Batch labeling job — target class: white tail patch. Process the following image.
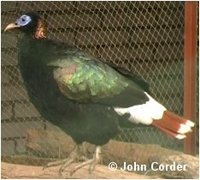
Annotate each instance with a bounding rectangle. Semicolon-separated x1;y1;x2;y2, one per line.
114;92;166;125
178;124;192;134
184;120;195;127
175;134;186;139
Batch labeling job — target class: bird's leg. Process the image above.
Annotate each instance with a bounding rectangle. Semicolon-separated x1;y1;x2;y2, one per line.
58;144;85;175
89;145;102;173
44;144;102;176
70;146;102;175
43;144;81;170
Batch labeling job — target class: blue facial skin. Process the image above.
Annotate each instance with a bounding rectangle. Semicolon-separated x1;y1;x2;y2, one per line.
16;15;32;26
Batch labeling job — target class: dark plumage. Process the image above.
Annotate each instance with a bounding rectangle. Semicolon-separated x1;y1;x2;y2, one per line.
4;12;194;174
6;12;148;145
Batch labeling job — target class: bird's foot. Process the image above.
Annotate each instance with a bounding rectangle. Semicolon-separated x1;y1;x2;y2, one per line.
43;145;101;177
43;145;87;176
69;146;101;175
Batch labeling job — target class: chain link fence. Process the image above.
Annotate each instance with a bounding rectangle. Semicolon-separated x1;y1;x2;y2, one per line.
1;1;198;164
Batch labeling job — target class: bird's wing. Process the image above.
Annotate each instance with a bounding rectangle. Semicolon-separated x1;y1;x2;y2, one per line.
47;49;149;107
109;64;150;93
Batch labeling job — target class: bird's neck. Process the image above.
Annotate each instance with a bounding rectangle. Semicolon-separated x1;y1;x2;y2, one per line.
34;19;46;39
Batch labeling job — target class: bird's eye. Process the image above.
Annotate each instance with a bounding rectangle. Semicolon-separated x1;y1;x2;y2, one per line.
16;15;32;26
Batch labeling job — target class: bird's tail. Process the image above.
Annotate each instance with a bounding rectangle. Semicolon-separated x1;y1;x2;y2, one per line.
152;111;195;139
114;93;195;139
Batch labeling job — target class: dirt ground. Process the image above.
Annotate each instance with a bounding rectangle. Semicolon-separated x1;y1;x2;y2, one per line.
1;162;157;179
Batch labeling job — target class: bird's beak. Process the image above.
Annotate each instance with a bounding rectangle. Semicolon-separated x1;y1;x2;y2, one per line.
4;23;20;32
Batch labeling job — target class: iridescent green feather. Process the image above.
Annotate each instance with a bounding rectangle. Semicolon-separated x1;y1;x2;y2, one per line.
52;56;129;102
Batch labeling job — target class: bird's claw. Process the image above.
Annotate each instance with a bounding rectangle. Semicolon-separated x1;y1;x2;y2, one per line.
89;160;98;174
42;145;101;177
68;151;101;176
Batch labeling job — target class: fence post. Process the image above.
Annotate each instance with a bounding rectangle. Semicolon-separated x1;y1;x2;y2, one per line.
184;1;197;155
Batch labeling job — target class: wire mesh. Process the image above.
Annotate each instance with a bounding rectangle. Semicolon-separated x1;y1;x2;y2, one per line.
1;1;197;165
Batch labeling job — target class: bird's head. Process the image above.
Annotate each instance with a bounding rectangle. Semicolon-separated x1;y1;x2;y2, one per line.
4;12;46;39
